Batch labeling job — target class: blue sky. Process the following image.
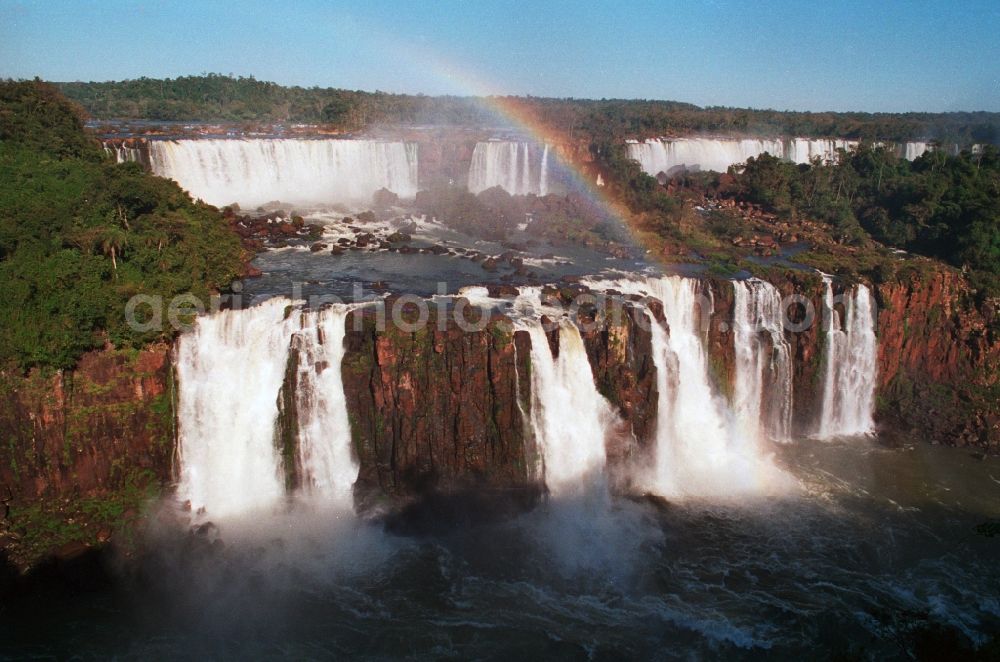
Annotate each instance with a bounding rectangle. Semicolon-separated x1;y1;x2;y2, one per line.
1;0;998;112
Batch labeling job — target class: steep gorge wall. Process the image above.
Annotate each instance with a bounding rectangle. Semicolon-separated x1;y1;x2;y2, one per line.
0;345;175;504
337;300;657;505
874;271;999;448
2;271;996;519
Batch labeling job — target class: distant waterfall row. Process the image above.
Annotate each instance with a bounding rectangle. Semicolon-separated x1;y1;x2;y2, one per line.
106;136;965;205
108;138;554;202
140;139;420;207
174;276;878;516
627;138;938;177
468;141;550;195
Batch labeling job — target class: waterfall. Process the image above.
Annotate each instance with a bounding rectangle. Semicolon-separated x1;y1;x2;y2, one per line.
104;141;142;163
468;141;550;195
783;138;857;164
146;138;418;207
902;141;932;160
176;299;358;518
815;278;878;438
732;279;793;442
643;277;781;496
176;298;299;518
584;276;789;497
291;307;359;506
627;138;786;176
514;289;615;495
626;137;951;176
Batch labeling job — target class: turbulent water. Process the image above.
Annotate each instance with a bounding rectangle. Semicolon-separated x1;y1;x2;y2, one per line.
468;141;550;195
627;138;934;176
816;277;878;438
6;440;999;659
145;138;419;207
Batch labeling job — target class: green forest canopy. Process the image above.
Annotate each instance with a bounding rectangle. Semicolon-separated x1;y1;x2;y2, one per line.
58;74;1000;145
0;80;244;370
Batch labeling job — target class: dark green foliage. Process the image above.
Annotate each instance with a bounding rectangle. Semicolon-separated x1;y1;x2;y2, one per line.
731;145;1000;292
58;74;504;129
594;141;682;227
0;79;98;159
58;75;1000;144
0;80;244;370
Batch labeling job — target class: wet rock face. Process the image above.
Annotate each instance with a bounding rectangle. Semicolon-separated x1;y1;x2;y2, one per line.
337;297;662;505
0;344;175;502
340;306;532;504
2;268;995;530
579;302;658;463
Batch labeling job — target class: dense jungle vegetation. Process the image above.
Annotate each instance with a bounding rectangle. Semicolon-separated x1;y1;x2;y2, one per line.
59;74;1000;144
0;80;244;370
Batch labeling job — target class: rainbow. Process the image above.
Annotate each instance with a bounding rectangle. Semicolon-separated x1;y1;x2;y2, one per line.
367;40;638;234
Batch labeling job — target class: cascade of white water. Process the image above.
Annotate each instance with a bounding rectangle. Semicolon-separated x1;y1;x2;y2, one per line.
513;289;615;495
732;279;793;442
176;299;360;518
582;276;790;497
784;138;857;164
468;142;550;195
626;137;859;175
521;143;531;195
644;276;778;495
902;141;932;160
627;138;786;176
146;138;418;207
628;137;940;177
291;306;358;506
816;278;878;438
176;298;300;518
105;142;143;164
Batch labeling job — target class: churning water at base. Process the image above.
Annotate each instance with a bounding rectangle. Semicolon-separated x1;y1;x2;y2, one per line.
468;141;550;195
816;278;878;438
147;138;419;207
7;440;998;659
732;278;793;442
176;299;358;518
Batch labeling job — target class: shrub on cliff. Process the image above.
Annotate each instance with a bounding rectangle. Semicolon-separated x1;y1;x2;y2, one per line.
0;80;244;370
